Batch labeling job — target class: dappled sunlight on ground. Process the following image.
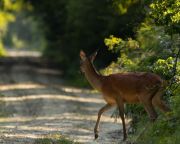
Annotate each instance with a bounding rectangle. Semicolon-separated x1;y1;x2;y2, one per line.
0;113;122;124
61;86;88;93
0;94;104;104
0;83;45;91
0;63;127;144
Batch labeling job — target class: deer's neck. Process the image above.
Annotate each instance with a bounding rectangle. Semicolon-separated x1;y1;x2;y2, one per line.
84;63;102;91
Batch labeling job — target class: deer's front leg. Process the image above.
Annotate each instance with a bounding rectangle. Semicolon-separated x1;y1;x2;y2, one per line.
94;104;112;139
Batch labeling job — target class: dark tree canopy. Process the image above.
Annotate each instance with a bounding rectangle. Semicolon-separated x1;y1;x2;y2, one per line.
26;0;147;74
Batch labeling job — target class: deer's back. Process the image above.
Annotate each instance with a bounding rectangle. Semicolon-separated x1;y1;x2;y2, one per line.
101;72;163;104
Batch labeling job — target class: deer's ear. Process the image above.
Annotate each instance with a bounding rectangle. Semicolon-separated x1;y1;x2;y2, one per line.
90;51;97;62
80;50;86;60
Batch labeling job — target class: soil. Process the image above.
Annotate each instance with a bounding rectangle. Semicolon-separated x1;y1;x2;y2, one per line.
0;51;127;144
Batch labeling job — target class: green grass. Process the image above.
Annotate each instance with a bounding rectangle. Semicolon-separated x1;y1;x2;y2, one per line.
34;136;80;144
128;93;180;144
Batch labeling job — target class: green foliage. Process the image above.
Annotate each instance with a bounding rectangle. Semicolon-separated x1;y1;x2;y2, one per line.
0;0;33;56
27;0;147;75
3;11;46;51
105;35;139;52
103;19;179;76
132;91;180;144
102;35;140;74
104;35;122;51
112;0;142;15
150;0;180;34
152;57;174;79
0;0;15;56
0;41;6;56
0;0;24;33
102;5;180;143
0;11;15;32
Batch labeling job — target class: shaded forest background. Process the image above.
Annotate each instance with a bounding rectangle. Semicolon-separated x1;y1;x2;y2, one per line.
0;0;150;75
1;0;179;77
0;0;180;143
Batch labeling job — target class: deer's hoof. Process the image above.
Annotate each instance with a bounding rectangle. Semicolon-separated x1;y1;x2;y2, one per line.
94;133;98;139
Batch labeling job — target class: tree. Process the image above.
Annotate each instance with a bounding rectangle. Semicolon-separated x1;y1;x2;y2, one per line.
150;0;180;80
0;0;33;55
26;0;147;76
150;0;180;34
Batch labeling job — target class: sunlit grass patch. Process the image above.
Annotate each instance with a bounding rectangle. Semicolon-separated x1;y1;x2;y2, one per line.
35;137;80;144
34;134;80;144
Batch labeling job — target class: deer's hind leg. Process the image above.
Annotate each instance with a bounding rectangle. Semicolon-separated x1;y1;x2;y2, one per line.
140;93;157;121
143;100;158;121
116;98;127;141
152;89;171;113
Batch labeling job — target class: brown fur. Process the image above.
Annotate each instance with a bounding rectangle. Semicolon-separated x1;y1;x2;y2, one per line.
80;50;170;141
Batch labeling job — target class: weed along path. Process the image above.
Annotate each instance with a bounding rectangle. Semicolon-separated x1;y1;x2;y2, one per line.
0;51;125;144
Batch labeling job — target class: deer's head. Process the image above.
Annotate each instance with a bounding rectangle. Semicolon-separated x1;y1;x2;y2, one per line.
79;50;97;73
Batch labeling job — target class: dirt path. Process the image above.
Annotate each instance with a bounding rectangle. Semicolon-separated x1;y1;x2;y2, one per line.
0;52;126;144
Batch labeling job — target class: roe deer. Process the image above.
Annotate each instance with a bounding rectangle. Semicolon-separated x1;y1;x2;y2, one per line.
79;50;170;141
